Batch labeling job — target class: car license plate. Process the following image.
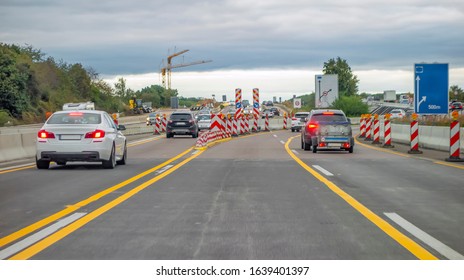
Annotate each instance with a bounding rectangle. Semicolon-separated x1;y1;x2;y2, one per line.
60;134;81;140
328;143;341;147
176;122;186;125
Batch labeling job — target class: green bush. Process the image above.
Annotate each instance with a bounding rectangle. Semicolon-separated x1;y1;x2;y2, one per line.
331;96;369;117
0;110;14;126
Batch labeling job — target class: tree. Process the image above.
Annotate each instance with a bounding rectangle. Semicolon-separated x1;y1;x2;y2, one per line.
323;57;359;97
331;95;369;117
450;85;464;101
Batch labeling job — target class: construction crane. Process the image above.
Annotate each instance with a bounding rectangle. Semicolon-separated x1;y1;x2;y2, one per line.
160;49;212;90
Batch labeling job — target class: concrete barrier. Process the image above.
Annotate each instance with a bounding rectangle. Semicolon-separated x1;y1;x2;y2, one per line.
381;123;464;153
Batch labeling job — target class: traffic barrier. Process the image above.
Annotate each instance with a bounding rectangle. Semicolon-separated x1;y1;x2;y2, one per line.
408;113;423;154
446;111;463;162
265;115;270;131
283;113;287;129
226;116;232;136
382;113;394;148
372;114;381;144
235;88;242;119
364;114;372;141
253;88;259;132
359;114;366;138
232;117;238;137
153;116;160;135
161;114;167;132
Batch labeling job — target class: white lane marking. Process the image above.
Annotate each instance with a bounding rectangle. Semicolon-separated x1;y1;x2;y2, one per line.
273;135;278;138
384;212;464;260
291;149;299;155
192;150;200;155
280;140;285;144
0;212;87;260
155;164;174;175
312;165;334;176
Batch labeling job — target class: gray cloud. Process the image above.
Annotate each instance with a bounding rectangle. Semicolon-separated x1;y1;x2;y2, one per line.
1;0;463;75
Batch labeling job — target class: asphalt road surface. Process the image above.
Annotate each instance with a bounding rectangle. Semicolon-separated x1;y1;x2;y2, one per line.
0;130;463;260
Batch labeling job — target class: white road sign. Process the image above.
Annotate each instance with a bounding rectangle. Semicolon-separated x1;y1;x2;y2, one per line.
315;74;339;108
294;98;302;108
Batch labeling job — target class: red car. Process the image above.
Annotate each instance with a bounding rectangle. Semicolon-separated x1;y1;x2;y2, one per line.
450;102;463;111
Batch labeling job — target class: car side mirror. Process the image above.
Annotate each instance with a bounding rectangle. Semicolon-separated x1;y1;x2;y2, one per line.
118;125;126;131
347;118;351;124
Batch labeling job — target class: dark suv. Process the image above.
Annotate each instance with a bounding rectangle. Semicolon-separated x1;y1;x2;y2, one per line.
301;109;354;153
166;110;198;138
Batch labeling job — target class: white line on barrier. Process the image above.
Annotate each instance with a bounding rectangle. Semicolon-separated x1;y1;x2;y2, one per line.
312;165;334;176
0;212;87;260
384;212;464;260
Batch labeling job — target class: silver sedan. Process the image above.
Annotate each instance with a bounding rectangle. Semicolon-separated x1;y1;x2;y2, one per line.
36;110;127;169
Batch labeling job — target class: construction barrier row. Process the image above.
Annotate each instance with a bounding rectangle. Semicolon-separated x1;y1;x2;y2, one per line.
359;112;463;162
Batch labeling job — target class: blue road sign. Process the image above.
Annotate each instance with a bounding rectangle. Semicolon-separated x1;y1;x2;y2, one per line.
235;102;242;109
253;102;259;109
414;63;449;114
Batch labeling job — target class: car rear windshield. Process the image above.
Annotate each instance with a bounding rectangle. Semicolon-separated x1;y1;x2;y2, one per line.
47;112;102;124
170;114;192;121
311;114;347;122
197;115;211;121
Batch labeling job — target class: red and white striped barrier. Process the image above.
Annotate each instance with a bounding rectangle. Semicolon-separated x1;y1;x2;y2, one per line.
253;115;259;132
232;117;238;137
382;114;394;148
359;115;366;138
372;115;380;144
153;117;160;135
265;115;270;131
446;112;463;161
283;114;287;130
235;88;242;119
161;114;167;132
364;115;372;141
253;88;259;132
408;114;422;154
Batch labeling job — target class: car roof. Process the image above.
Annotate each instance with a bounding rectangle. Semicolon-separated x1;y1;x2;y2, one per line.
53;110;106;114
295;112;310;114
310;109;345;115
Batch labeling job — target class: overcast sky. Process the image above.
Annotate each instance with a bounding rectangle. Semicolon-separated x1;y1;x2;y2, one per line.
1;0;463;100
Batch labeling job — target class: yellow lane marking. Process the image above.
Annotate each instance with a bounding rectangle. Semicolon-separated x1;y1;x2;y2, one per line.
10;149;205;260
0;147;193;248
434;161;464;170
127;136;163;147
0;165;35;174
285;136;438;260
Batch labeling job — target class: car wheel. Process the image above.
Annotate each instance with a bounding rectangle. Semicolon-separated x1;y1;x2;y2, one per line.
291;129;295;132
303;140;311;151
312;145;317;153
166;133;172;138
117;143;127;165
56;161;66;166
36;158;50;169
349;146;354;153
102;145;116;169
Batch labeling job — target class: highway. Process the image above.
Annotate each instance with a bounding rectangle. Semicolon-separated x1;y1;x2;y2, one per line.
0;129;463;260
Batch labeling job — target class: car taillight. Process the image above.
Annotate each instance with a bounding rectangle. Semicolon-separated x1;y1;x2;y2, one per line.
322;112;334;115
168;120;173;124
292;117;297;121
307;123;318;129
38;129;55;139
85;129;105;139
343;143;350;148
189;120;194;124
